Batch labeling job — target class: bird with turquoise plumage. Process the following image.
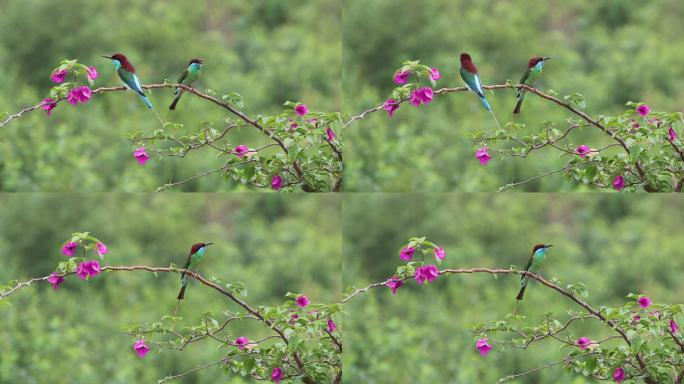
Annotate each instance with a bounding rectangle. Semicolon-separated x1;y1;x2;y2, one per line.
169;58;203;110
513;56;551;114
459;53;501;129
459;53;492;111
516;243;553;301
102;53;153;109
177;242;214;301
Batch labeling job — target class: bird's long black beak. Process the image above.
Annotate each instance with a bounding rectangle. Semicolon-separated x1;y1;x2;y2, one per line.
543;57;552;61
101;55;113;59
205;242;215;246
546;244;554;248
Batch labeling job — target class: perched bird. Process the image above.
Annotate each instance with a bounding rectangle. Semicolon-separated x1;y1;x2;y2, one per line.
177;242;214;301
169;58;203;110
459;53;492;111
513;57;551;114
459;53;501;129
102;53;153;109
516;244;553;301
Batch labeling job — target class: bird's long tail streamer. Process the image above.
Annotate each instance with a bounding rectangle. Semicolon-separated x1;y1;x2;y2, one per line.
151;106;166;129
488;109;502;130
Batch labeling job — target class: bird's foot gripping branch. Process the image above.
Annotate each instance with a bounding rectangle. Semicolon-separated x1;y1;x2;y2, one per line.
0;58;342;192
349;59;684;192
343;237;684;384
0;233;341;383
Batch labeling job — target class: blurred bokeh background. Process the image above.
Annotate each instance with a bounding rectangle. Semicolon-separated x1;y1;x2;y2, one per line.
0;194;341;382
0;0;340;191
342;193;684;382
342;0;684;192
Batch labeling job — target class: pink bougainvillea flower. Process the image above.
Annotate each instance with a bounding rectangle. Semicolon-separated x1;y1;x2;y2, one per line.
271;175;283;191
631;121;640;130
670;319;679;334
613;175;625;191
638;296;651;308
51;69;68;83
632;314;641;324
410;89;422;107
476;147;491;165
575;145;590;158
476;338;492;357
42;98;57;116
234;337;249;350
669;127;678;141
415;264;439;285
328;319;336;333
133;339;150;358
67;89;80;105
87;66;98;81
383;98;400;117
233;145;249;158
62;241;78;256
96;242;108;258
430;67;441;81
410;87;434;106
295;294;309;308
385;275;404;295
76;260;101;280
67;86;91;105
326;127;335;142
294;104;308;116
418;87;433;104
271;367;283;384
134;147;150;165
47;272;64;290
636;104;650;116
434;246;446;260
613;367;625;383
576;337;592;350
393;70;410;84
399;246;415;261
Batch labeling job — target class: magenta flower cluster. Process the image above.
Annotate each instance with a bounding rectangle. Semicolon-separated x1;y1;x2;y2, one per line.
399;246;415;261
410;87;433;107
476;338;492;356
134;147;150;165
295;294;309;308
67;86;91;105
47;272;64;290
76;260;101;280
271;175;283;191
234;336;249;350
414;264;439;285
576;336;593;350
383;98;400;117
233;145;249;158
476;147;491;165
294;103;309;116
271;367;283;383
62;241;79;256
134;339;150;358
385;275;404;295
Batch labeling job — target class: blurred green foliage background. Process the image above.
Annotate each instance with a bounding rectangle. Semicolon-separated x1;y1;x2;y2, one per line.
0;194;341;382
342;0;684;192
0;0;340;192
342;193;684;383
